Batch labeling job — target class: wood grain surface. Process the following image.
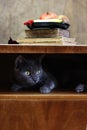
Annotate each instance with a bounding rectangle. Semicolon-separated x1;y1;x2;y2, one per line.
1;44;87;53
0;94;87;130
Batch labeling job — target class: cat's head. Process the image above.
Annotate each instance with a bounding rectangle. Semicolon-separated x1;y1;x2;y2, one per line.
14;55;44;87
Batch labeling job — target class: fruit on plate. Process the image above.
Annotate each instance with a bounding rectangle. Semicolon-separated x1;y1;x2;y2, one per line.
24;18;70;30
40;12;58;19
58;15;70;24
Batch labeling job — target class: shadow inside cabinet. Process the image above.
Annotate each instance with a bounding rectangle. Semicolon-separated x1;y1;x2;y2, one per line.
0;53;87;93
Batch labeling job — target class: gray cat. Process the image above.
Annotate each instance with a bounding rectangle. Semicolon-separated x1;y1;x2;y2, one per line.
11;55;57;93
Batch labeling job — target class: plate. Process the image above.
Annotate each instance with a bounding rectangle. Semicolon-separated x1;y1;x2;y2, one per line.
25;21;70;30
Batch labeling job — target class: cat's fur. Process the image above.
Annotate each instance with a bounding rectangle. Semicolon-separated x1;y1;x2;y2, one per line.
11;55;57;93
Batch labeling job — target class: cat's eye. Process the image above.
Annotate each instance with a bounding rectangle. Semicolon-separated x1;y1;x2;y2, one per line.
36;70;41;74
25;71;30;76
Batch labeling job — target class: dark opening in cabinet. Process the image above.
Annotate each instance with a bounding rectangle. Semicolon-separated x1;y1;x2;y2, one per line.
0;53;87;93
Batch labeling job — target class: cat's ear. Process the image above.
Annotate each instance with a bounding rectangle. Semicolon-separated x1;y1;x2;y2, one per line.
15;55;26;69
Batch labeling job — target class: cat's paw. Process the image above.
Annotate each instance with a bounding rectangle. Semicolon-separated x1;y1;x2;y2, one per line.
75;84;85;93
40;86;51;94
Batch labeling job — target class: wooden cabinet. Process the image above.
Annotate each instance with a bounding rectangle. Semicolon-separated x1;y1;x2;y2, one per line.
0;44;87;130
0;94;87;130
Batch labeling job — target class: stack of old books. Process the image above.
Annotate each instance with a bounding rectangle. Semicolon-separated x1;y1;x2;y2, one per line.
17;28;77;45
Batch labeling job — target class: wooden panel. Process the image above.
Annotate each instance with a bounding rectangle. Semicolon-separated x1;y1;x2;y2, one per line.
0;94;87;130
1;45;87;53
0;93;87;100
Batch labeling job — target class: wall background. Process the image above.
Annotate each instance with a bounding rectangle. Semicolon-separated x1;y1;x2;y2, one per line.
0;0;87;44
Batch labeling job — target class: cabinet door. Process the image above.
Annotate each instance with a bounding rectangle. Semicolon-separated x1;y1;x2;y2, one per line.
0;99;87;130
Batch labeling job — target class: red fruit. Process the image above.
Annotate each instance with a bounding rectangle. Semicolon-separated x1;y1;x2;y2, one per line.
40;12;58;19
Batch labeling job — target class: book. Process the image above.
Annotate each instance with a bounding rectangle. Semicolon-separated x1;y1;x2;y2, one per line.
24;28;70;38
17;37;77;45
